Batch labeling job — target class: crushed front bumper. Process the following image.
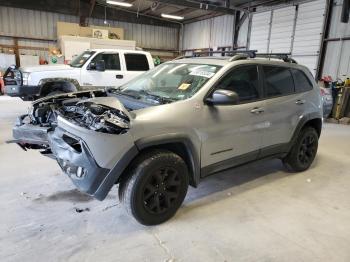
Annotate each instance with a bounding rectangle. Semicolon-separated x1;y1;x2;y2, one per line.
9;114;51;151
48;127;110;198
46;116;137;200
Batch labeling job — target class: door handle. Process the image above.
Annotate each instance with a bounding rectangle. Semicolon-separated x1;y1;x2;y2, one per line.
295;99;306;105
116;74;124;79
250;107;265;114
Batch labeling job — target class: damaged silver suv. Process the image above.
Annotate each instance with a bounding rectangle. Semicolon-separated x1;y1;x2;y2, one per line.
11;51;323;225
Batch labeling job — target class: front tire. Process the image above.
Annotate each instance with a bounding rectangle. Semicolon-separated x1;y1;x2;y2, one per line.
283;127;319;172
119;150;189;225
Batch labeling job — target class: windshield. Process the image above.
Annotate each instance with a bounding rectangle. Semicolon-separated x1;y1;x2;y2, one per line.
114;63;221;104
70;51;96;68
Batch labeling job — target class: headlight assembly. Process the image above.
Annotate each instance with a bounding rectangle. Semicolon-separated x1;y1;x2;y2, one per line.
22;72;30;85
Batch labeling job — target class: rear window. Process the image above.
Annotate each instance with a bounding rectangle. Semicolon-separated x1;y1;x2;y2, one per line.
263;66;294;97
291;69;313;93
125;54;149;71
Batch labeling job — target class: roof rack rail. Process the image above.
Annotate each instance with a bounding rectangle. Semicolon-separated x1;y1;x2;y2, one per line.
193;50;257;58
254;53;297;63
173;51;297;64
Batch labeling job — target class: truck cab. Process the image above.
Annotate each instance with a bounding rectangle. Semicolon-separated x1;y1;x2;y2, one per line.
4;49;154;100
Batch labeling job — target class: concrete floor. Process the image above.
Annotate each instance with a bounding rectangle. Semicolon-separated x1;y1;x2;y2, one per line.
1;96;350;262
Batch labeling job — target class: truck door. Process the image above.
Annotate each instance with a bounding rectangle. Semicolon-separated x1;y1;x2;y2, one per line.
81;52;123;88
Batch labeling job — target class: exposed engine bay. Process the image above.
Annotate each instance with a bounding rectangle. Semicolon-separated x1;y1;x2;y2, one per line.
28;90;130;134
11;90;132;151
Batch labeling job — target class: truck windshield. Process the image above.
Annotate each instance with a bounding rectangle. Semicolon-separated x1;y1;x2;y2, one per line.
115;63;222;104
70;51;96;68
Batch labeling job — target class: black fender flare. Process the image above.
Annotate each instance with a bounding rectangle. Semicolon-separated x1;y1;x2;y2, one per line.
287;112;322;152
93;134;200;200
134;134;201;187
93;145;139;200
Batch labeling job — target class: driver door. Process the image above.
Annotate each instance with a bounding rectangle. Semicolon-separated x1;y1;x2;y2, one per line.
81;52;124;88
200;64;266;175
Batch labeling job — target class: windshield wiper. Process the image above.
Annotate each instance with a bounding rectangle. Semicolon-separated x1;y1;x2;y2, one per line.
138;90;176;104
109;87;141;100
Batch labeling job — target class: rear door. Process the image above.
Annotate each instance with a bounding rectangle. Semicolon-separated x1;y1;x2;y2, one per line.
121;53;151;83
82;52;123;87
260;65;302;152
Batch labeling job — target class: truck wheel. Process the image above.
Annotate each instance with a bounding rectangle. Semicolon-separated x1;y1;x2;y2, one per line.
119;150;189;225
283;127;318;172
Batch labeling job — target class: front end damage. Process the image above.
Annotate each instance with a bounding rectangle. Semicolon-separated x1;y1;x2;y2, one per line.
10;90;137;200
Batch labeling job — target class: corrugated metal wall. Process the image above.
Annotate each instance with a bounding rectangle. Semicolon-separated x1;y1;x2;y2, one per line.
292;0;326;74
322;0;350;79
182;15;235;50
250;12;271;53
249;0;326;75
269;6;296;53
0;6;179;60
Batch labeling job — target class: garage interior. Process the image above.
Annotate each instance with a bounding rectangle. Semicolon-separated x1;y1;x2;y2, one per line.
1;0;350;261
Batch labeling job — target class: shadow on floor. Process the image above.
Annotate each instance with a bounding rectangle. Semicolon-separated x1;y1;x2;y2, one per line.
182;158;290;211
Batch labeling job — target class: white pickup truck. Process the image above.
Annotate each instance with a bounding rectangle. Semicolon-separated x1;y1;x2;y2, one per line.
4;49;154;100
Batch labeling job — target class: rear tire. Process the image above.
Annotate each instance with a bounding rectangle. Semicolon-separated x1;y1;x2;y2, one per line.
119;150;189;225
283;127;318;172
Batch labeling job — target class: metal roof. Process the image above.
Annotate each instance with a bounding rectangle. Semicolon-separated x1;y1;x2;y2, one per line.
0;0;292;26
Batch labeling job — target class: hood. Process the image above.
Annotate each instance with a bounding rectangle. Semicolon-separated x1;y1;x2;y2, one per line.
21;64;72;73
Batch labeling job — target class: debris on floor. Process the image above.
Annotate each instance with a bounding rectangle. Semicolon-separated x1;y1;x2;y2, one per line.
75;207;90;213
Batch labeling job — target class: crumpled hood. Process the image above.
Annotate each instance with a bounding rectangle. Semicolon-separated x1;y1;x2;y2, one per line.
77;97;127;113
75;96;132;120
21;64;72;73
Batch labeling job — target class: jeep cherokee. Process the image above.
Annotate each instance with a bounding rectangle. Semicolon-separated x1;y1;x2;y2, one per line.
10;52;323;225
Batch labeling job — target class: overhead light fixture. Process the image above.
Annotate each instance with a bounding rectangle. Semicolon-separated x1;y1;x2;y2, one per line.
161;13;184;20
106;0;133;7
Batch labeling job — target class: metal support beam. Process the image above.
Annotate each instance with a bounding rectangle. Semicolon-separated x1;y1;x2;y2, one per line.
156;0;248;15
13;38;20;67
89;0;96;17
316;0;334;80
341;0;350;23
233;11;248;47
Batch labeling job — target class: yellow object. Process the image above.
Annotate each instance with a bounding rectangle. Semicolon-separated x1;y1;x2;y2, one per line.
345;78;350;86
178;83;191;90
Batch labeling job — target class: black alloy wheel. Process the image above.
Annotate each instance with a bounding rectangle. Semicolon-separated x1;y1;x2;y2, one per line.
119;150;189;225
143;166;181;214
283;127;319;172
298;134;317;166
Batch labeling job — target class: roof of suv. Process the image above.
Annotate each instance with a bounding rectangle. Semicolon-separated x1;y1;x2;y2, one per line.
170;56;308;72
171;57;233;66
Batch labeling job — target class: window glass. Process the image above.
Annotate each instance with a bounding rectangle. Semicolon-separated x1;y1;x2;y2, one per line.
70;51;95;68
263;66;294;97
216;65;259;103
125;54;149;71
91;53;120;70
116;63;221;102
291;69;313;92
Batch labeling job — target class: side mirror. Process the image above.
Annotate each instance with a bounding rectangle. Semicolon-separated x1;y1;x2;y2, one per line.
205;89;239;105
95;60;106;71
